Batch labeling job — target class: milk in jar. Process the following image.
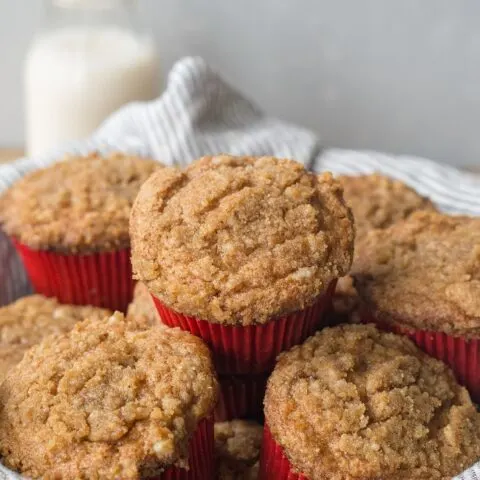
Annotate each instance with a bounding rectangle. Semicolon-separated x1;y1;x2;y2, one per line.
24;1;159;157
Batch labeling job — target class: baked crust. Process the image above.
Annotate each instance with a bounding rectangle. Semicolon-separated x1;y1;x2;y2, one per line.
131;155;354;325
265;324;480;480
339;174;435;237
0;152;162;253
0;312;218;479
0;294;110;382
352;211;480;336
331;175;435;321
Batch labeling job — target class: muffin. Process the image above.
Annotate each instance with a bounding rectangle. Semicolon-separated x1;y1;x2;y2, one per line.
131;155;354;422
332;174;435;322
0;294;110;382
0;312;218;480
352;210;480;402
215;420;262;480
130;155;354;374
338;174;435;236
261;324;480;480
0;151;162;311
127;281;161;326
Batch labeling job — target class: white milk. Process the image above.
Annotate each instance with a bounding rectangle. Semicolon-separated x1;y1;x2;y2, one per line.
25;26;159;156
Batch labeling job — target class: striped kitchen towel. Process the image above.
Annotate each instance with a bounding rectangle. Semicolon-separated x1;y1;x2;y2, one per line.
0;56;479;479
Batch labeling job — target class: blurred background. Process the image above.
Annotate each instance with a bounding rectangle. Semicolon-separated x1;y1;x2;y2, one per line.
1;0;480;166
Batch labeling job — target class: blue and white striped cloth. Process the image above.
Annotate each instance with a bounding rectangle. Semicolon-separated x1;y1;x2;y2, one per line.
0;56;479;479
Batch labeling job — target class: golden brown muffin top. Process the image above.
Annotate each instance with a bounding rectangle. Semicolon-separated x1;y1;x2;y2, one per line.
352;211;480;336
126;282;161;326
0;294;110;383
0;152;161;253
131;155;354;325
339;174;435;237
0;312;218;480
215;420;263;480
264;324;480;480
332;175;434;321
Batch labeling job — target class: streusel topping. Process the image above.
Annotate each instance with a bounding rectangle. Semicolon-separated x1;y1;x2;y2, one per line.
339;174;435;237
352;211;480;335
0;152;162;252
331;175;435;321
0;295;110;382
0;312;218;480
265;324;480;480
131;155;354;325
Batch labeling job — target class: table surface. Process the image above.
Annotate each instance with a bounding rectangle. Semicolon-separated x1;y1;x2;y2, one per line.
0;148;23;164
0;147;479;173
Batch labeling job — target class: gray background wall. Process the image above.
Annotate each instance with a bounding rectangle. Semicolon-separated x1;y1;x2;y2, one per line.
1;0;480;166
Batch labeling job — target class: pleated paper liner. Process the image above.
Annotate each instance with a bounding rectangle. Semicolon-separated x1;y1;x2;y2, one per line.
215;373;268;422
360;308;480;404
152;281;337;375
259;424;308;480
148;417;214;480
12;239;134;312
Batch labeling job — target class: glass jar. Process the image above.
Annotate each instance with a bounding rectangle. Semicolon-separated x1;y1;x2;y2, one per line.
24;0;159;157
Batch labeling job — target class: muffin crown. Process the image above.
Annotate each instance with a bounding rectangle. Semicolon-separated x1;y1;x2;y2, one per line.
264;324;480;480
0;152;161;253
130;155;354;325
0;295;110;382
352;211;480;335
0;312;218;479
338;173;435;235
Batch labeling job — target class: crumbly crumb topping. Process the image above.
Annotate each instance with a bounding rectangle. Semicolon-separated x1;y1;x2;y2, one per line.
339;174;435;236
332;174;435;321
0;312;218;479
265;324;480;480
131;155;354;325
352;211;480;335
0;152;162;253
0;295;110;382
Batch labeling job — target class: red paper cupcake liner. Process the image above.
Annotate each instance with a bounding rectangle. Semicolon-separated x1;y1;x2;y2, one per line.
215;373;268;422
360;309;480;404
150;417;214;480
260;424;308;480
12;239;134;312
153;281;336;375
